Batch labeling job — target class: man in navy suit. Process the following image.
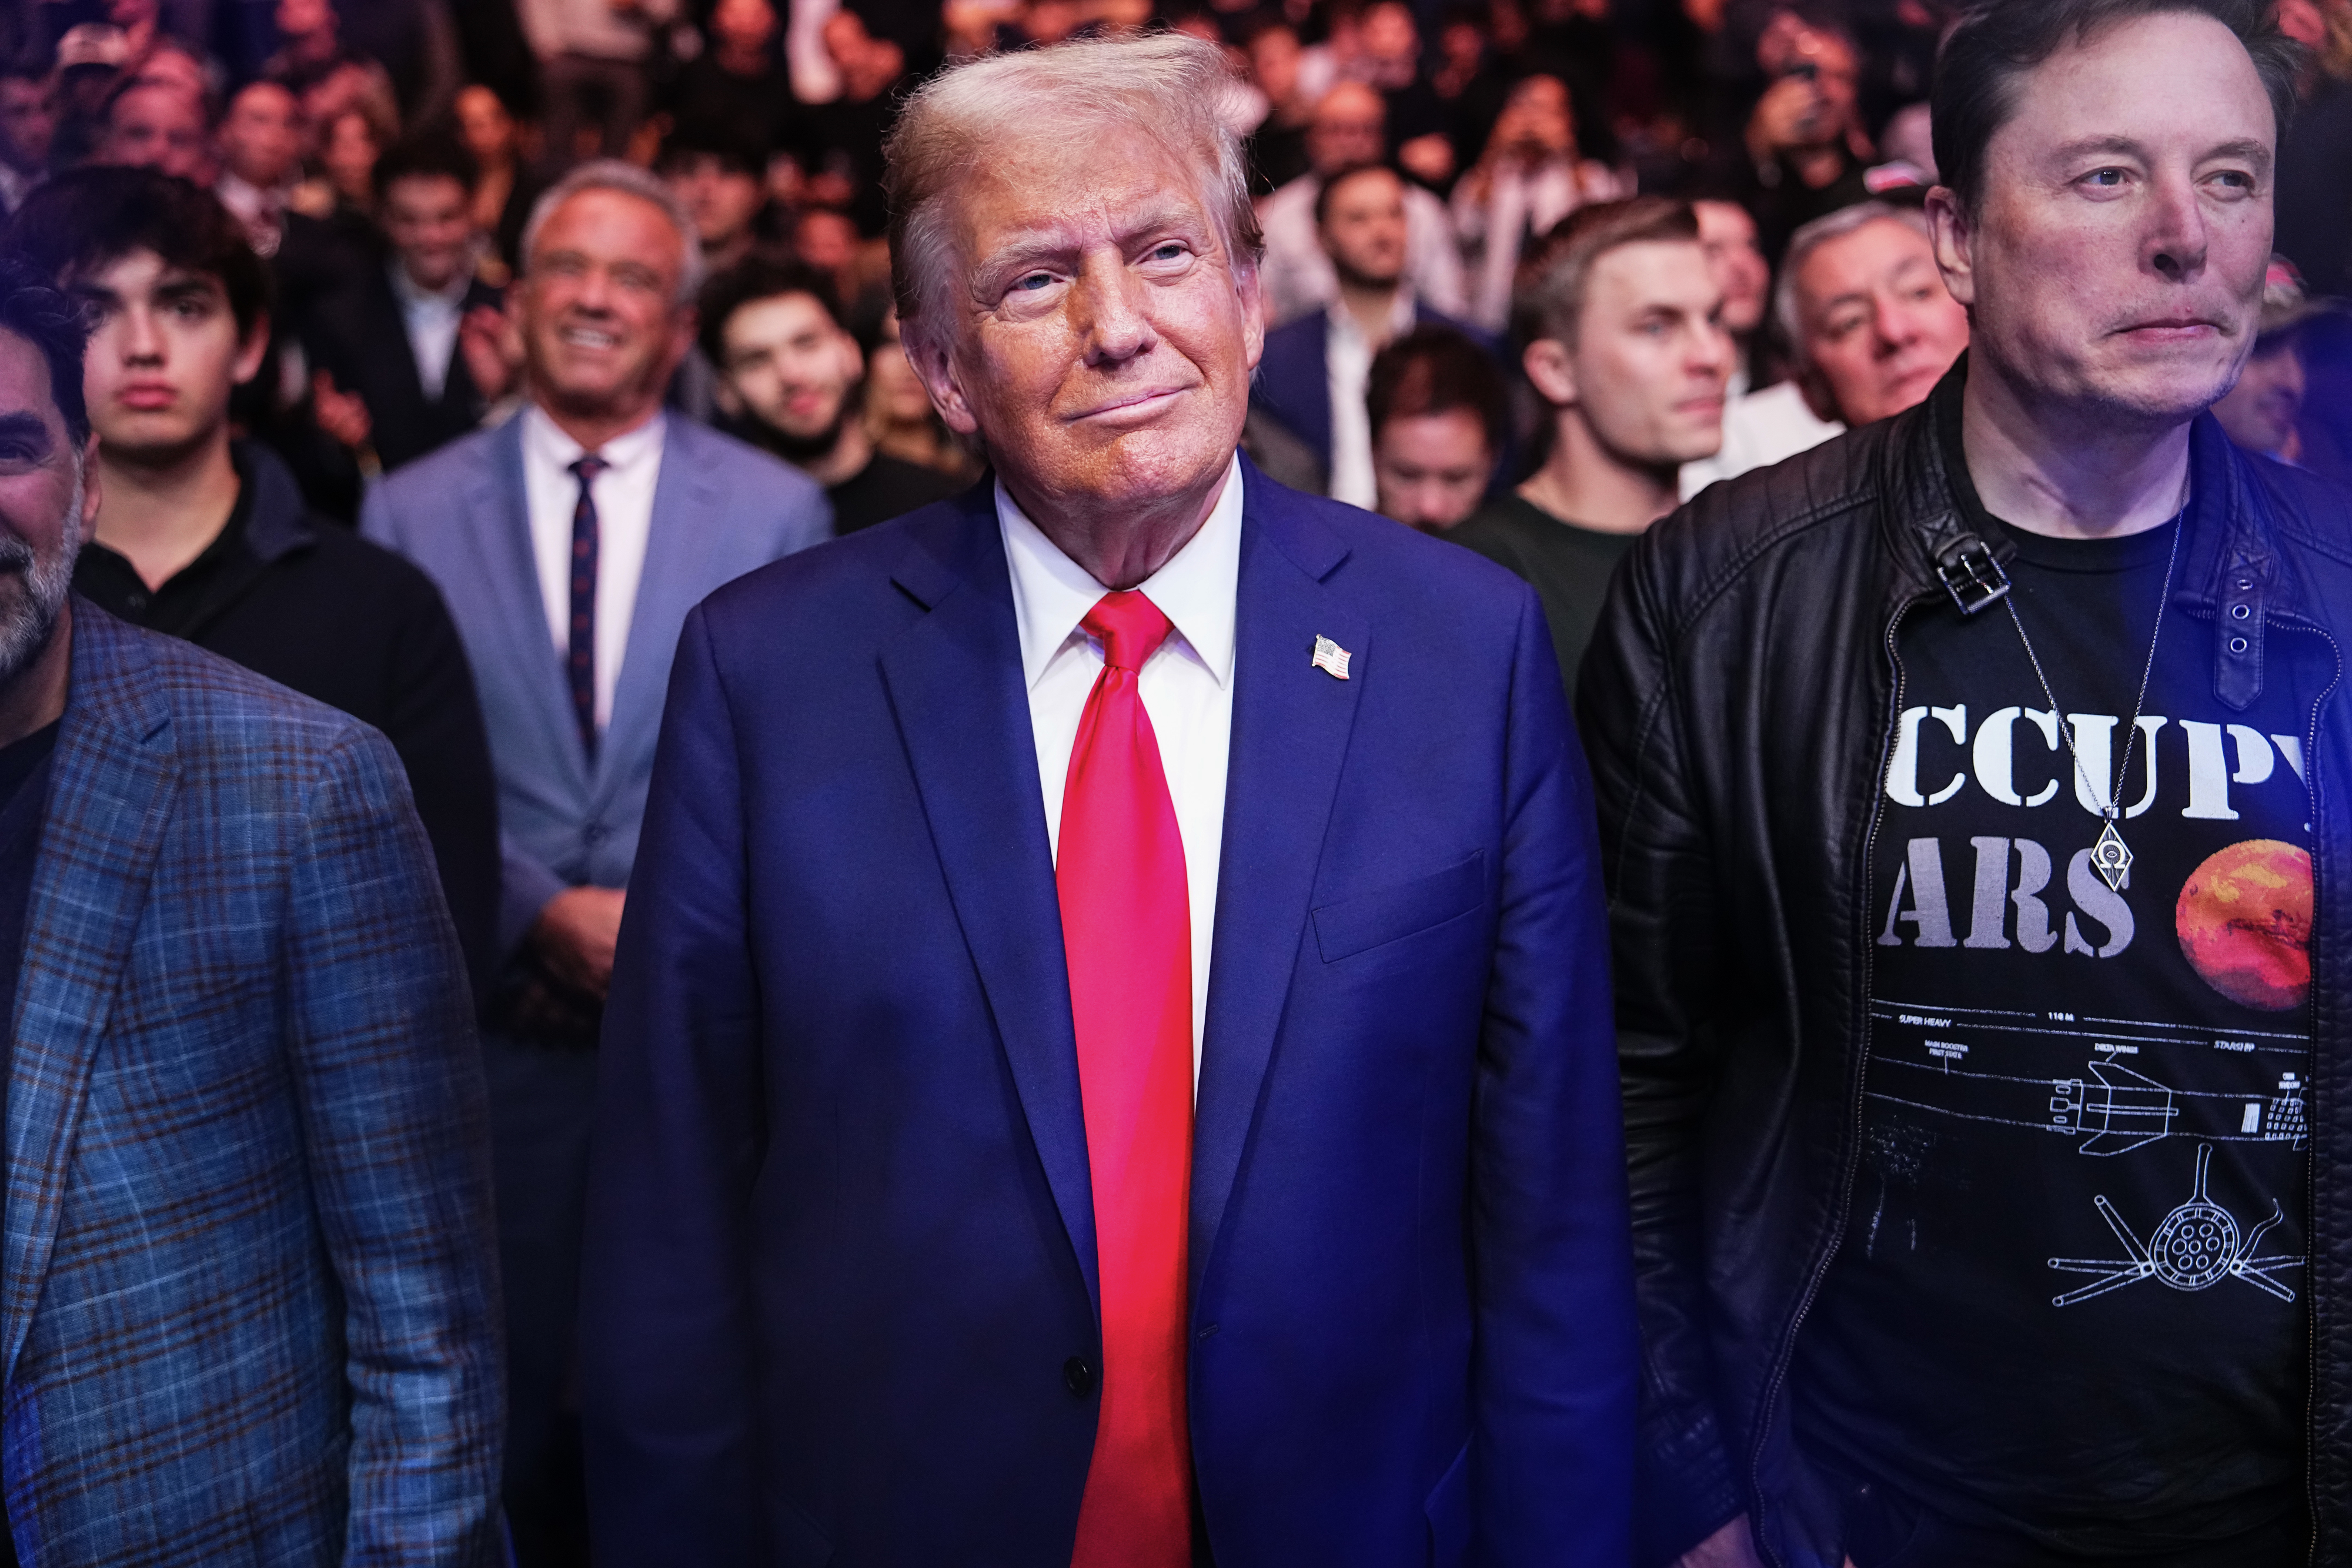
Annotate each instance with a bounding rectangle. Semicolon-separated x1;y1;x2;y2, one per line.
362;160;830;1567
582;32;1634;1567
1252;162;1500;508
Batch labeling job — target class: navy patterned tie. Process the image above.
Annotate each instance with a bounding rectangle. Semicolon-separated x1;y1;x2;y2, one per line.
567;454;608;763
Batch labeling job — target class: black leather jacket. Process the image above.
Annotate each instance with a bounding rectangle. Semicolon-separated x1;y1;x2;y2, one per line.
1579;369;2352;1568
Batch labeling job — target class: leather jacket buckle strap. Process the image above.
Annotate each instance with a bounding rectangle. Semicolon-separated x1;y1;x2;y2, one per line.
1934;534;2012;616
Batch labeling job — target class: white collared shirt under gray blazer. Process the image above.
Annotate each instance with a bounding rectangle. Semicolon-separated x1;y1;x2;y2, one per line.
362;409;834;958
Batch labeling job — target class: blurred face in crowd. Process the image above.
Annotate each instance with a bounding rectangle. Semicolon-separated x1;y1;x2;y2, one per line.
867;312;936;429
0;327;95;686
321;109;380;206
218;82;304;192
383;173;477;293
72;249;267;465
667;153;764;257
716;290;863;452
0;76;58;176
1374;407;1492;529
1250;26;1302;110
1928;11;2274;426
2210;330;2303;454
102;83;211;183
912;126;1263;528
522;188;697;427
795;209;859;277
1318;166;1408;289
1793;215;1970;424
455;85;516;165
275;0;335;44
712;0;780;54
1308;83;1387;176
1529;239;1730;467
1492;75;1575;161
1695;199;1768;337
1361;2;1419;68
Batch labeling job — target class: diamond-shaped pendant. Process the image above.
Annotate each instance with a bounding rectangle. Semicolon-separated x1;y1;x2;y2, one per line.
2090;818;2133;891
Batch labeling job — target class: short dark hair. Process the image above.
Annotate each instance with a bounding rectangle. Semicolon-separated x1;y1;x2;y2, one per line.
1367;324;1506;454
697;256;845;367
0;256;93;450
660;119;767;181
373;129;480;200
1932;0;2300;213
2;166;272;342
1314;161;1401;228
1511;195;1699;350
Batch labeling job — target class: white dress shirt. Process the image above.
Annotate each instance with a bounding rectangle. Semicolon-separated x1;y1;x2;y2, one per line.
521;404;666;735
1677;380;1843;502
387;259;471;401
1324;291;1419;511
1000;452;1244;1084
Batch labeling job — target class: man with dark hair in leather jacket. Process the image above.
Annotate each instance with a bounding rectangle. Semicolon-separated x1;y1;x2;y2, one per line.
1581;0;2348;1564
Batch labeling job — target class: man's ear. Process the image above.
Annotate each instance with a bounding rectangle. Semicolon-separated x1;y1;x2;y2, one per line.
1521;337;1578;407
1925;185;1976;309
233;311;272;387
1236;260;1267;373
907;328;980;436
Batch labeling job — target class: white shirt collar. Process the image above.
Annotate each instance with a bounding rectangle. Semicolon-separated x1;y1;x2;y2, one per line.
1326;286;1418;347
522;402;667;475
998;450;1245;693
388;256;475;312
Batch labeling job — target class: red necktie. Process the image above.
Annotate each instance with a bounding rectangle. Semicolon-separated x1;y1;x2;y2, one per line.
1058;590;1195;1568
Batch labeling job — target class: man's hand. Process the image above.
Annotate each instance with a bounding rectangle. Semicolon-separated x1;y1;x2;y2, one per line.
310;369;372;451
1746;72;1827;160
1398;132;1455;186
458;303;520;406
530;886;627;1001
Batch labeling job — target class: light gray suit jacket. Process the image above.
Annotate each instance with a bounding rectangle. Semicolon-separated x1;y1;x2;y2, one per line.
362;412;832;956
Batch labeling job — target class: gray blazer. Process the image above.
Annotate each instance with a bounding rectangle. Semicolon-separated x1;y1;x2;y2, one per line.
363;412;832;955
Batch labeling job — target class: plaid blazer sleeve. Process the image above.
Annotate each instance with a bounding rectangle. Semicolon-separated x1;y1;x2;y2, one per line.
279;723;503;1566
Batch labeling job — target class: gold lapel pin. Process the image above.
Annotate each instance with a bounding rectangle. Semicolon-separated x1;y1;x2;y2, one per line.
1311;635;1352;681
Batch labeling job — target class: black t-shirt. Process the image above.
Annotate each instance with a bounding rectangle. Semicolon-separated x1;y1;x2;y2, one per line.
1444;493;1641;704
828;452;962;535
74;472;255;636
1795;406;2327;1562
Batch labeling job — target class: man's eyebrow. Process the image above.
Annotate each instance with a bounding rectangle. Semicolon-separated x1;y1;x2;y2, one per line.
2201;136;2274;169
0;412;54;453
2047;133;2149;163
973;205;1212;279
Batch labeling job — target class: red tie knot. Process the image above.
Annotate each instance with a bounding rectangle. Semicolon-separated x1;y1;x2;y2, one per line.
1083;591;1176;675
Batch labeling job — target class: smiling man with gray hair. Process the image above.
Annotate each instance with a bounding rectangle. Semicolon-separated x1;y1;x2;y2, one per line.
580;30;1636;1567
361;158;830;1567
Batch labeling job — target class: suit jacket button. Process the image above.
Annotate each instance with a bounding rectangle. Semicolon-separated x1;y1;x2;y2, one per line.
1064;1356;1095;1396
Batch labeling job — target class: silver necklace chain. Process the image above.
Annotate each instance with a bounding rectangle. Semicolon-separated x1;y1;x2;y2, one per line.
1999;482;2188;891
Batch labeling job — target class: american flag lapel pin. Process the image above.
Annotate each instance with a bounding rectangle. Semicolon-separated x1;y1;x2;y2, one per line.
1311;635;1352;681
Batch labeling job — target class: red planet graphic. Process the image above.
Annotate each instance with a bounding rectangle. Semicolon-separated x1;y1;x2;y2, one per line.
2176;840;2313;1011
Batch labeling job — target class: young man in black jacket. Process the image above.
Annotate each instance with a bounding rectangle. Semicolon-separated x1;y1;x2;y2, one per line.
1581;0;2350;1563
2;166;500;1001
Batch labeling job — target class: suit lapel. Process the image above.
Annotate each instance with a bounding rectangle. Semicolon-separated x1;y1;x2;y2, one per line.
2;609;178;1383
1190;467;1364;1295
470;417;586;792
603;422;725;794
878;499;1100;1303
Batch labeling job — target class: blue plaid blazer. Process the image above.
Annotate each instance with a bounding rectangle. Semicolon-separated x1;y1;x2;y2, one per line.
0;603;502;1566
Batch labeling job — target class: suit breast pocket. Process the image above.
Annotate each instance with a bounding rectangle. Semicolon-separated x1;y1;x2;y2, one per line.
1311;851;1486;964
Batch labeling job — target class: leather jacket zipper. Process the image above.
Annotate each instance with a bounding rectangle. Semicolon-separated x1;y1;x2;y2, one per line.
1746;590;1929;1567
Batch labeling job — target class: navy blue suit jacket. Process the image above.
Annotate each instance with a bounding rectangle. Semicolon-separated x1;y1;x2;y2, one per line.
579;463;1636;1566
1252;303;1502;478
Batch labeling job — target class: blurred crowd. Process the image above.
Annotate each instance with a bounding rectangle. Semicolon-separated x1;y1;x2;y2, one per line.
0;0;2346;534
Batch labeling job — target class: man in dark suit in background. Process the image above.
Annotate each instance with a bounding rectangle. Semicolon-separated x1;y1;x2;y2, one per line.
308;133;505;476
583;32;1635;1566
1251;162;1498;509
